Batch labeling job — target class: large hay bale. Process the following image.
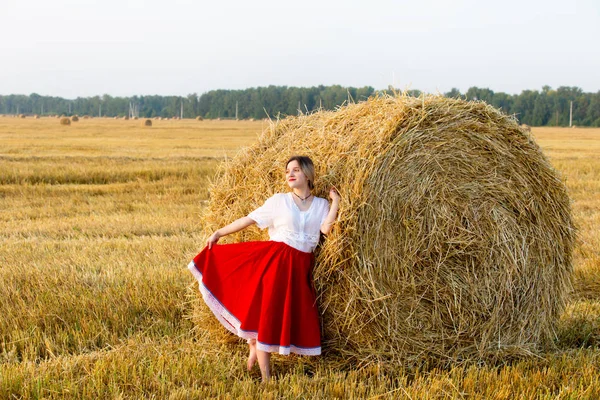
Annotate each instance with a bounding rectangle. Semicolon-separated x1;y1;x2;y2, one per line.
59;117;71;126
195;95;574;367
71;115;79;122
143;119;152;127
196;116;203;121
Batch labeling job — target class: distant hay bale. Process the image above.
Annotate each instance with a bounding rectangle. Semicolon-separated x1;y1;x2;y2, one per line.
71;115;79;122
83;115;90;119
196;116;203;121
143;119;152;127
249;118;255;121
34;115;40;119
18;114;26;118
123;116;129;120
193;95;575;368
59;117;71;126
521;124;531;133
133;116;138;120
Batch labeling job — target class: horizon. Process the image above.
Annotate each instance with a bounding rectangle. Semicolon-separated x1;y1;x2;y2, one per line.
0;83;594;101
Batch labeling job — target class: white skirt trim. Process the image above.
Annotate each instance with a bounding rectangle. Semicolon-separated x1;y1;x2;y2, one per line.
188;260;321;356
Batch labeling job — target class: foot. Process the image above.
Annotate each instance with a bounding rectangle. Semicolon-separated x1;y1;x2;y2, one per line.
247;339;257;371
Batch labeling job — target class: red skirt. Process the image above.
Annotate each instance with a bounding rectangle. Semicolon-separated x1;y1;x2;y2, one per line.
188;241;321;356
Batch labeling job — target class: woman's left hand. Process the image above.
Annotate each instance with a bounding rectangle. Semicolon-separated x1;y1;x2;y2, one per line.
329;187;340;202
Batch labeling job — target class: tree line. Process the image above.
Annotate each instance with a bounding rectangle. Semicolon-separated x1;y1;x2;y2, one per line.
1;85;599;126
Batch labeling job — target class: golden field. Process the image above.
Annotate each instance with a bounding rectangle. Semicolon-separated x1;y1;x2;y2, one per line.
0;116;599;399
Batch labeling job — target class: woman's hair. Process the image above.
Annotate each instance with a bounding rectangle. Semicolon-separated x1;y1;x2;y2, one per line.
286;155;315;190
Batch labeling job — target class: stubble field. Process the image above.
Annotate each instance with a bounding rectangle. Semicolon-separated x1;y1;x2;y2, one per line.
0;116;599;399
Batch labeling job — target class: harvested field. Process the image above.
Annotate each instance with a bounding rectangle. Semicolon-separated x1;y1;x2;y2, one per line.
0;113;599;398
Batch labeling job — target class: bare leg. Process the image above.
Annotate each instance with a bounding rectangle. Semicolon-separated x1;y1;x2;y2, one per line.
256;349;271;382
247;339;257;371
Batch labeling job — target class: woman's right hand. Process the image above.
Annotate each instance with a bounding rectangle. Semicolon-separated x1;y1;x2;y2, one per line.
207;231;221;249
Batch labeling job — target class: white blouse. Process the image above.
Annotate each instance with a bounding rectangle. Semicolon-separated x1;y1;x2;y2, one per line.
248;193;330;253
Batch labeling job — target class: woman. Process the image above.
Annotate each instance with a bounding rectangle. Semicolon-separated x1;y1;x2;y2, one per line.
188;155;340;382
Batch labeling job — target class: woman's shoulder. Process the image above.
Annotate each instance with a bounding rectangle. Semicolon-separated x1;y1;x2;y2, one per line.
267;193;289;203
314;196;329;207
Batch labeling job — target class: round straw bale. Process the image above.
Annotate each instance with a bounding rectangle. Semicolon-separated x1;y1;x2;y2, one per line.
133;116;138;120
194;95;575;367
143;119;152;127
123;116;129;120
196;116;203;121
34;115;40;119
59;117;71;126
71;115;79;122
19;114;26;118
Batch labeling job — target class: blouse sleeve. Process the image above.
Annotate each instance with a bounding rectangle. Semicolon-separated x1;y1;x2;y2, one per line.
319;198;330;227
247;194;278;229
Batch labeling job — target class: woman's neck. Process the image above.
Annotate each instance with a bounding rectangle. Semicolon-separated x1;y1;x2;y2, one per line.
292;188;311;199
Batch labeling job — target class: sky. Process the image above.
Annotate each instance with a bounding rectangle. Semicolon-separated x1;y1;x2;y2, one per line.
1;0;599;99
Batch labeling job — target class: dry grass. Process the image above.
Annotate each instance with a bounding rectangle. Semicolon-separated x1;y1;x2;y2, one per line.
0;115;599;398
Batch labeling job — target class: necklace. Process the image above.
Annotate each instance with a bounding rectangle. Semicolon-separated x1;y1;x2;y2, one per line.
293;191;312;204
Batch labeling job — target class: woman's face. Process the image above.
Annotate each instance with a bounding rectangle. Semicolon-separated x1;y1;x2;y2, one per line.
286;160;308;190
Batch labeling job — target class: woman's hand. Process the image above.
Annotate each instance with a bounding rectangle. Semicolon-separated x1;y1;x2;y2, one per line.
321;187;341;235
207;231;221;249
329;187;341;202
